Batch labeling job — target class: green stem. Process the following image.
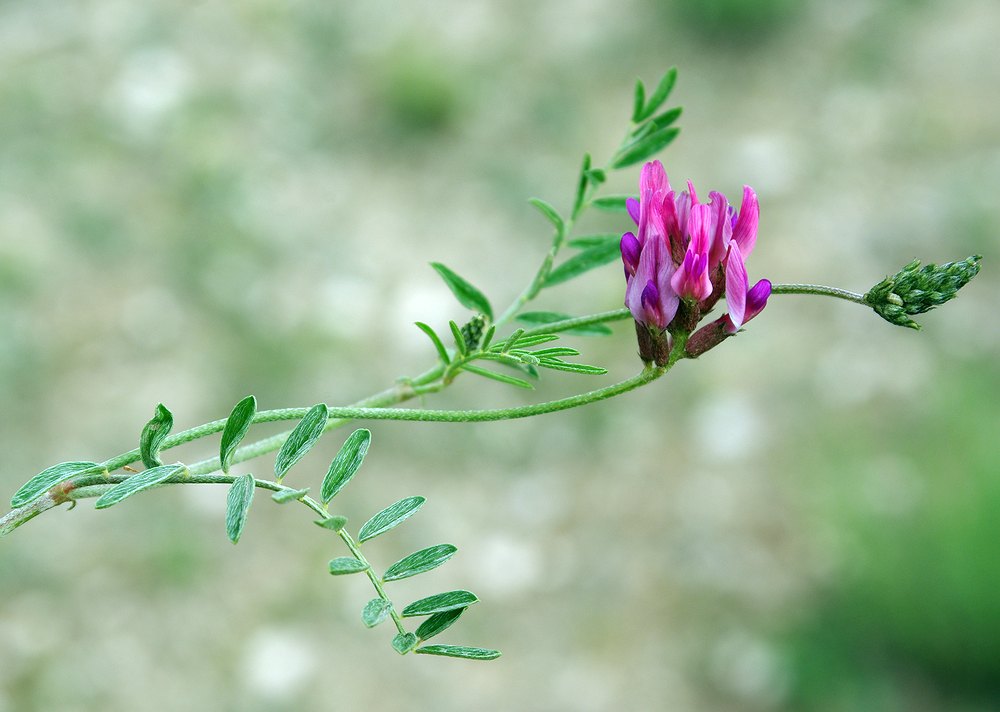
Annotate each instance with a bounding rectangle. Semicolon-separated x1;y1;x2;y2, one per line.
770;283;867;305
335;527;407;635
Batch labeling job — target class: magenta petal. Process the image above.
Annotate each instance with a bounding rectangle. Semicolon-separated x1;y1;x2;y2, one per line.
707;191;733;269
732;185;759;257
744;278;771;322
626;197;640;225
725;244;748;329
640;160;667;195
621;232;641;276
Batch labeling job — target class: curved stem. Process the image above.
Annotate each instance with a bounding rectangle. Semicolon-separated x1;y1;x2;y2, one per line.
770;283;867;305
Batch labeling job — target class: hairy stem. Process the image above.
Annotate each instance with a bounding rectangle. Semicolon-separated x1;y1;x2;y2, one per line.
770;283;867;305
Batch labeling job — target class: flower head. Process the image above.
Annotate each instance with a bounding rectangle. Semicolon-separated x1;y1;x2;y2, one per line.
620;162;768;363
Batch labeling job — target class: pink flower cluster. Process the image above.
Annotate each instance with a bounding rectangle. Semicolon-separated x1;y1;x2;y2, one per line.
620;161;770;361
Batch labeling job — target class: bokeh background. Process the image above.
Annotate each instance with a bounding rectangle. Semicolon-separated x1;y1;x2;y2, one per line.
1;0;998;710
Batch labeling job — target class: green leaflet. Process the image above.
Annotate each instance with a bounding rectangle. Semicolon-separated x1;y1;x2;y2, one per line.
401;590;478;617
516;311;613;336
528;197;565;234
328;557;369;575
358;496;425;542
139;403;173;469
544;241;622;287
274;403;328;481
321;429;371;503
612;126;680;169
362;598;392;628
225;474;255;544
94;464;186;509
383;544;458;582
415;607;465;641
430;263;493;321
590;195;631;212
634;67;677;122
10;461;105;508
414;322;450;365
392;632;418;654
314;516;348;532
271;487;310;504
414;645;501;661
220;395;256;474
459;364;534;390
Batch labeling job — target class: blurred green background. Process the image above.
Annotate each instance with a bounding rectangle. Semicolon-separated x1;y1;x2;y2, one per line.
1;1;997;710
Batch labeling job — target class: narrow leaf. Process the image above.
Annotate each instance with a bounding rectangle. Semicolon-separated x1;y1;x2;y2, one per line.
220;396;257;474
430;263;493;321
392;632;418;655
415;608;465;640
315;515;348;532
567;233;620;250
274;404;328;481
528;198;565;234
94;464;185;509
631;77;646;122
585;168;606;185
574;153;592;212
225;474;255;544
459;364;534;390
402;590;479;617
139;403;173;469
480;324;496;350
516;311;613;336
612;126;681;169
631;106;684;142
362;598;392;628
272;487;310;503
544;242;622;287
328;557;369;575
414;322;450;365
384;544;458;582
358;496;425;542
448;320;467;356
494;332;559;351
497;328;524;353
537;359;608;375
321;429;371;503
415;645;502;661
590;195;631;213
11;461;105;508
635;67;677;122
527;347;580;357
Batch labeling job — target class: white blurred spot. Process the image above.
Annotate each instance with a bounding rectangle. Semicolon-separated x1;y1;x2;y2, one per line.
240;628;317;700
108;48;189;132
692;394;766;462
471;534;543;598
709;629;789;707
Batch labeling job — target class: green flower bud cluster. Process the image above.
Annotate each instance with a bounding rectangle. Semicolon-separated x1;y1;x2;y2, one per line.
864;255;982;329
460;314;487;351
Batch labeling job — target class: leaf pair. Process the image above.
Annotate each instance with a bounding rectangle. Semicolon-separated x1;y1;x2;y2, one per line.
615;67;682;169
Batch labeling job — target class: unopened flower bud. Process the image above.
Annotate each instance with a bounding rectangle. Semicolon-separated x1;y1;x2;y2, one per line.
864;255;982;330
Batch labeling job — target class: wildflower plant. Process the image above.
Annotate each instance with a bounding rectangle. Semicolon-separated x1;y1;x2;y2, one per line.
0;69;981;662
